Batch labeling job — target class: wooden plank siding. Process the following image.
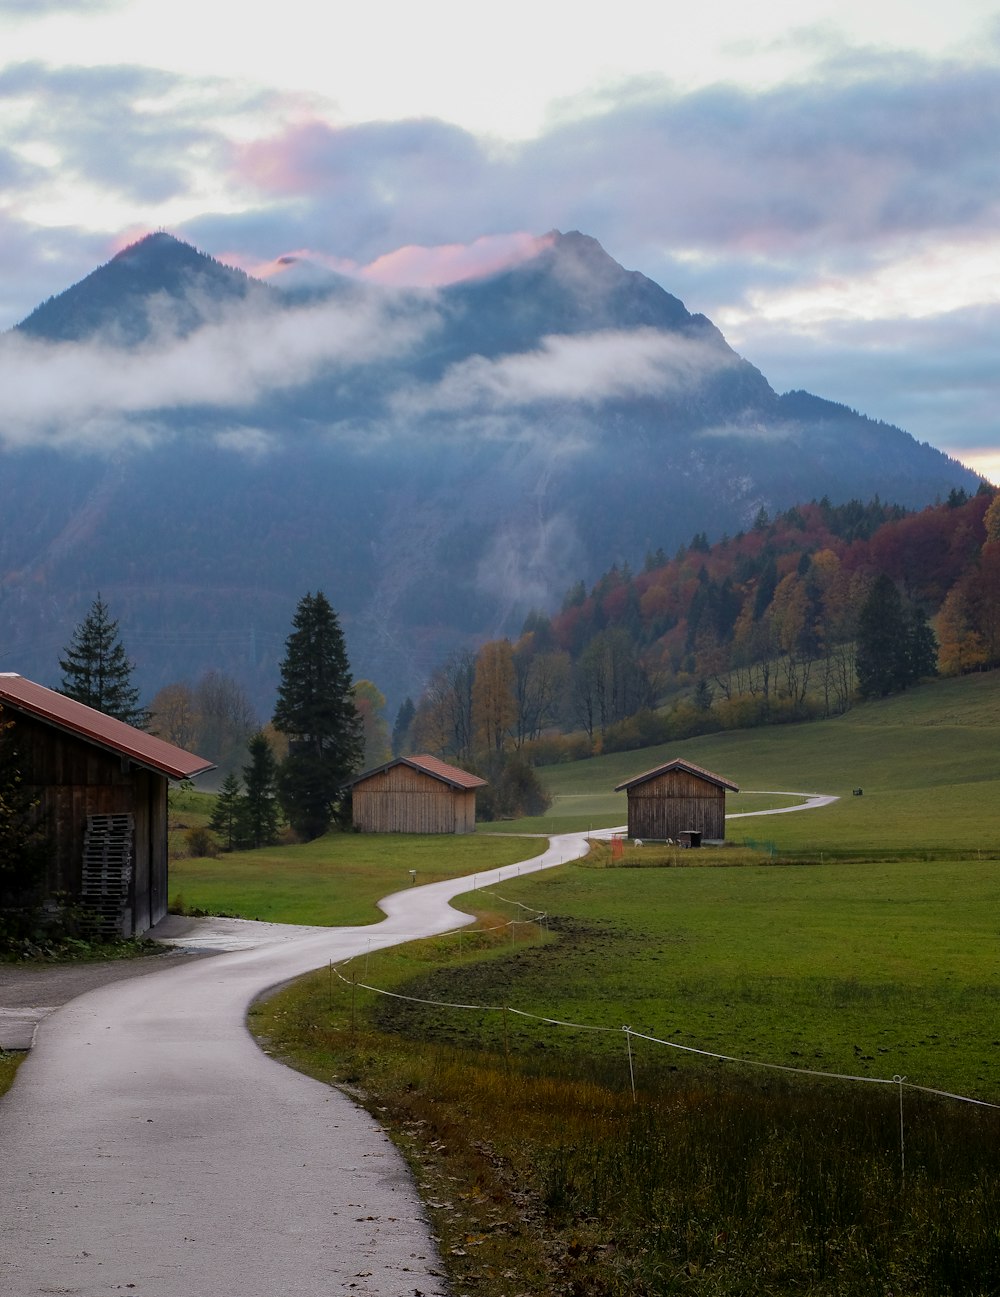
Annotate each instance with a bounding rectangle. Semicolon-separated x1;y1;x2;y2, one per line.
625;768;728;841
352;764;478;834
13;712;170;935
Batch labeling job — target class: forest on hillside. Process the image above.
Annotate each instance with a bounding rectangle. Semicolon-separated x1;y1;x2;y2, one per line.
398;485;1000;774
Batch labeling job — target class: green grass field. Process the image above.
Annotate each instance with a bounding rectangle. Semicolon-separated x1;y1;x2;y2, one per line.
170;832;544;925
250;672;1000;1295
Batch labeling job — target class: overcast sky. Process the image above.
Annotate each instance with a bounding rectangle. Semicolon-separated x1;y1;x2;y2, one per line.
1;0;998;481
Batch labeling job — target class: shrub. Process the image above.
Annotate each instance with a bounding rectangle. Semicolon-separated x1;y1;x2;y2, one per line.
184;826;220;858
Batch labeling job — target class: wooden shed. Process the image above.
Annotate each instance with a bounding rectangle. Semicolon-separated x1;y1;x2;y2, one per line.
0;674;214;938
347;754;486;834
614;758;739;843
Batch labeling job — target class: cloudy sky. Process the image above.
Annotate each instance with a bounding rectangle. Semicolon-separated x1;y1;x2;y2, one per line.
1;0;998;481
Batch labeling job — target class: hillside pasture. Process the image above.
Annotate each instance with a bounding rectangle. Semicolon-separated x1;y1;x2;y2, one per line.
501;670;1000;850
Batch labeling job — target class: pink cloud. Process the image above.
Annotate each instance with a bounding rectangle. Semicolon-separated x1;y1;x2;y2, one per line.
358;233;552;287
249;233;553;290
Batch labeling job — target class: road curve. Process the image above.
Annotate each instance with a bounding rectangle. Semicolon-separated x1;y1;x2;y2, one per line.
0;832;591;1297
727;791;839;818
1;794;837;1296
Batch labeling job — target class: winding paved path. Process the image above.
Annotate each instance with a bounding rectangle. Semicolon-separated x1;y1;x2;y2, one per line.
1;794;838;1295
726;791;839;818
0;833;590;1297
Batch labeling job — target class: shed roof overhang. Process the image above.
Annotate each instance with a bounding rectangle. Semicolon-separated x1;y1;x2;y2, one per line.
0;674;215;781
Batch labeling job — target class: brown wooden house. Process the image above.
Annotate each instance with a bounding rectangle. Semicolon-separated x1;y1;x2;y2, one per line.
0;674;214;937
347;754;486;834
614;758;739;843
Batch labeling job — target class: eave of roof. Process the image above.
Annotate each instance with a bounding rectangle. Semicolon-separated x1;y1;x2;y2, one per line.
0;674;215;781
614;757;739;794
347;753;487;791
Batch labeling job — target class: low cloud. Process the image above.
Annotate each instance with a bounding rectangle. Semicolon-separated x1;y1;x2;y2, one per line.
0;291;441;450
252;232;549;291
396;328;739;416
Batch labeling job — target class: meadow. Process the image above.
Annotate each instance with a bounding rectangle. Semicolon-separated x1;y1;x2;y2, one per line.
169;831;541;925
251;672;1000;1295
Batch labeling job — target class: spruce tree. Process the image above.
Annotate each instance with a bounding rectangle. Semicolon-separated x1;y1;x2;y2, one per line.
241;732;280;849
59;594;147;726
856;574;938;698
856;574;906;698
208;773;245;851
391;697;416;755
272;591;363;840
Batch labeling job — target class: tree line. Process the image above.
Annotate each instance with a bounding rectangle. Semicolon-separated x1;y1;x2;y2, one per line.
397;486;1000;762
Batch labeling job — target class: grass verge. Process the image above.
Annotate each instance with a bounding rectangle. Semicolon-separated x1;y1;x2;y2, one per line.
255;901;1000;1296
0;1051;25;1100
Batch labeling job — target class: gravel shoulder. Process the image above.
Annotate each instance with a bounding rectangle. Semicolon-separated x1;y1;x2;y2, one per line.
0;918;214;1049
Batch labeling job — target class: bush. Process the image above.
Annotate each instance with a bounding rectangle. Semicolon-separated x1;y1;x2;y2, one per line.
184;826;220;858
476;753;553;820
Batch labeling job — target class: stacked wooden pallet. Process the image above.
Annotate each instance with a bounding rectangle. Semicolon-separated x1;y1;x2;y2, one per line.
81;813;134;938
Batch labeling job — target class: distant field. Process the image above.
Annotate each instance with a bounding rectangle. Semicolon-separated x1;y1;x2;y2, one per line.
498;670;1000;850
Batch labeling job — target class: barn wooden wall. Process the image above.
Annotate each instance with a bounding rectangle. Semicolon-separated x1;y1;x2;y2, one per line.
353;765;476;834
13;713;168;934
626;769;727;840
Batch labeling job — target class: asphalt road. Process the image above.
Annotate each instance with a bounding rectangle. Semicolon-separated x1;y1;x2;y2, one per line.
0;832;591;1297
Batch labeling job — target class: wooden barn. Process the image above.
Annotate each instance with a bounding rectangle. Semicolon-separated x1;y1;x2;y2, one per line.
347;754;486;834
614;758;739;843
0;674;214;938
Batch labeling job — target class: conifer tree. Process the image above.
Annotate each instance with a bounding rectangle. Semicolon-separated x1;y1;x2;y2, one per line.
208;773;245;851
391;697;416;756
241;732;280;849
58;594;147;726
272;591;363;840
856;574;937;698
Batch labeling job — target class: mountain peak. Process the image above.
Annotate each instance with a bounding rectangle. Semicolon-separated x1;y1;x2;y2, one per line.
16;231;263;344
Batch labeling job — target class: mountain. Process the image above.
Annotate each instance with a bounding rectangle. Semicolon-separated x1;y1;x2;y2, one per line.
0;231;979;716
17;232;269;344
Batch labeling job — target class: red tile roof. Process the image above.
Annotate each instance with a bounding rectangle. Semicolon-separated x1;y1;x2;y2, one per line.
0;674;215;781
615;757;739;793
348;753;487;790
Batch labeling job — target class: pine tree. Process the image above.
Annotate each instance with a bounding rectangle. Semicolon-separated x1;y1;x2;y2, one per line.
208;773;245;851
856;574;906;698
856;574;937;698
59;594;147;726
391;697;416;756
241;732;280;849
272;591;363;840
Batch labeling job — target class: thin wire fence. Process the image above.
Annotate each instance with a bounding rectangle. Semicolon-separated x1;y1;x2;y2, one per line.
331;888;1000;1128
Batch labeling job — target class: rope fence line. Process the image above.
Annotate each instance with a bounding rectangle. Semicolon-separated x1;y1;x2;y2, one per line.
330;946;1000;1117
